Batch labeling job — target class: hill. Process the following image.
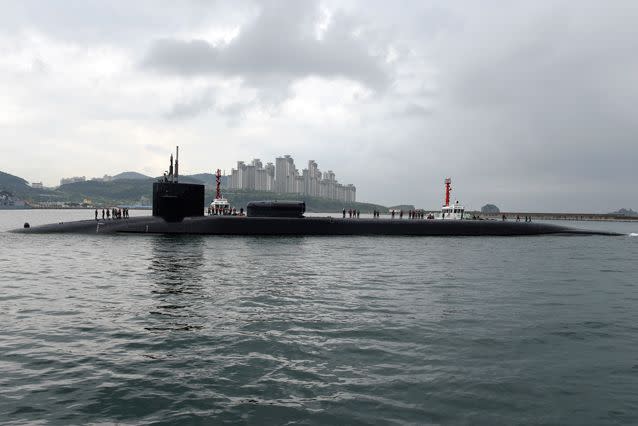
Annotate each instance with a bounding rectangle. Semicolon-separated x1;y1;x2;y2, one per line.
0;170;29;188
113;171;152;180
481;204;500;214
2;170;390;211
57;179;152;205
188;173;215;187
0;170;64;202
0;171;33;196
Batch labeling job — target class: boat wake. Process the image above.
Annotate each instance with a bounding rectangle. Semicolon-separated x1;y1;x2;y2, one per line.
629;233;638;237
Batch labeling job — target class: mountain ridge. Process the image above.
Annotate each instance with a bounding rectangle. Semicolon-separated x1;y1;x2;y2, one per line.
112;171;152;180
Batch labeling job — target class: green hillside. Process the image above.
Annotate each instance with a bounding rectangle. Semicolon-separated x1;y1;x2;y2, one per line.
57;179;154;204
0;171;65;202
1;170;392;212
189;173;215;187
113;171;152;180
0;171;33;195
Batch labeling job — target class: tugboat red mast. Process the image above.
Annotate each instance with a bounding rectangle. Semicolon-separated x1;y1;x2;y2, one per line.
210;168;230;214
215;169;222;200
444;178;452;207
440;177;464;219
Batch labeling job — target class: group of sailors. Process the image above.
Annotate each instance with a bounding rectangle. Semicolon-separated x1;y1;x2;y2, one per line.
207;206;244;216
408;210;427;219
95;208;129;220
502;215;533;222
342;208;437;219
390;209;428;219
342;209;360;218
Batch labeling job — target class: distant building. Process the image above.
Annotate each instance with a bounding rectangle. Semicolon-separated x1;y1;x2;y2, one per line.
60;176;86;186
90;175;112;182
264;162;275;191
227;155;356;201
31;182;43;189
275;155;296;193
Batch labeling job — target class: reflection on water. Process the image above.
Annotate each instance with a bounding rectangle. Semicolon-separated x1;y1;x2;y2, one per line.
3;210;638;425
146;235;206;331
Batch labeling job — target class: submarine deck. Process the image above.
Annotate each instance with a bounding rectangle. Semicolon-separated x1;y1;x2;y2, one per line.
12;215;622;236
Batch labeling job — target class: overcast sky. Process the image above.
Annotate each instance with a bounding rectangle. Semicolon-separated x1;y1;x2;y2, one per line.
1;0;636;212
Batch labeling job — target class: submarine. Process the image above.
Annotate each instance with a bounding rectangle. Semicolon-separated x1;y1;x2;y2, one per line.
13;149;620;237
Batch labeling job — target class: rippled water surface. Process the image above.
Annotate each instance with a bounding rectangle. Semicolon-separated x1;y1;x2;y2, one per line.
1;210;638;424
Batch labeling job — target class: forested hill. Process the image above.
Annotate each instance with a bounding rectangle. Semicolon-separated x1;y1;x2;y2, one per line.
0;171;52;199
0;170;30;191
112;172;152;180
0;170;391;212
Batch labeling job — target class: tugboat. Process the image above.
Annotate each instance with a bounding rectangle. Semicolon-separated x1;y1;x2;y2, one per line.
439;178;465;220
209;169;230;214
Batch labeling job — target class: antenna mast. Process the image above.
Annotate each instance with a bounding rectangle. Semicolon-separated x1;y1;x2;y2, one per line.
175;146;179;183
444;178;452;207
215;169;222;199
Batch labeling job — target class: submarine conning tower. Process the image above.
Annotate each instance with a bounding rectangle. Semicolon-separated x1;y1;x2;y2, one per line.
152;146;205;222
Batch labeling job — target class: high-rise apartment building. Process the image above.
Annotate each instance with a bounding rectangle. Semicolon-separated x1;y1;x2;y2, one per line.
227;155;355;201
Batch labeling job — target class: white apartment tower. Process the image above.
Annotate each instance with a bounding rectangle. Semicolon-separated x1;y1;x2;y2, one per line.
227;155;355;201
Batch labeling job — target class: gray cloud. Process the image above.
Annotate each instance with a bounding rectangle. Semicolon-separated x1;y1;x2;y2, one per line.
433;1;638;210
142;2;390;91
165;89;216;119
2;0;638;212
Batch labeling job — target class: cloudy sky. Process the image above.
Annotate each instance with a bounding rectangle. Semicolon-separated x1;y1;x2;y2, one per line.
1;0;636;212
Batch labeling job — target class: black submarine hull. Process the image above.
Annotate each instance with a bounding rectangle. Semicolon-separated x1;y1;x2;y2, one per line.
12;216;621;236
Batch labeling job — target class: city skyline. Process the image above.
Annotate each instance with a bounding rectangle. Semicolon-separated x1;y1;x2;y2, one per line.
228;155;355;202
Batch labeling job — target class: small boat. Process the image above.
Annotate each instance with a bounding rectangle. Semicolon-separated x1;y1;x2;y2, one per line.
209;169;231;214
438;178;465;220
210;197;230;213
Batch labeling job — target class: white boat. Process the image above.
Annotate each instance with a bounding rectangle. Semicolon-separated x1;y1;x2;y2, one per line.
210;197;230;213
209;169;231;214
439;201;465;220
438;178;465;220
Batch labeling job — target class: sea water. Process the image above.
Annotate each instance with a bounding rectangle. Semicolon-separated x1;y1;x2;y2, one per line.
1;210;637;424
